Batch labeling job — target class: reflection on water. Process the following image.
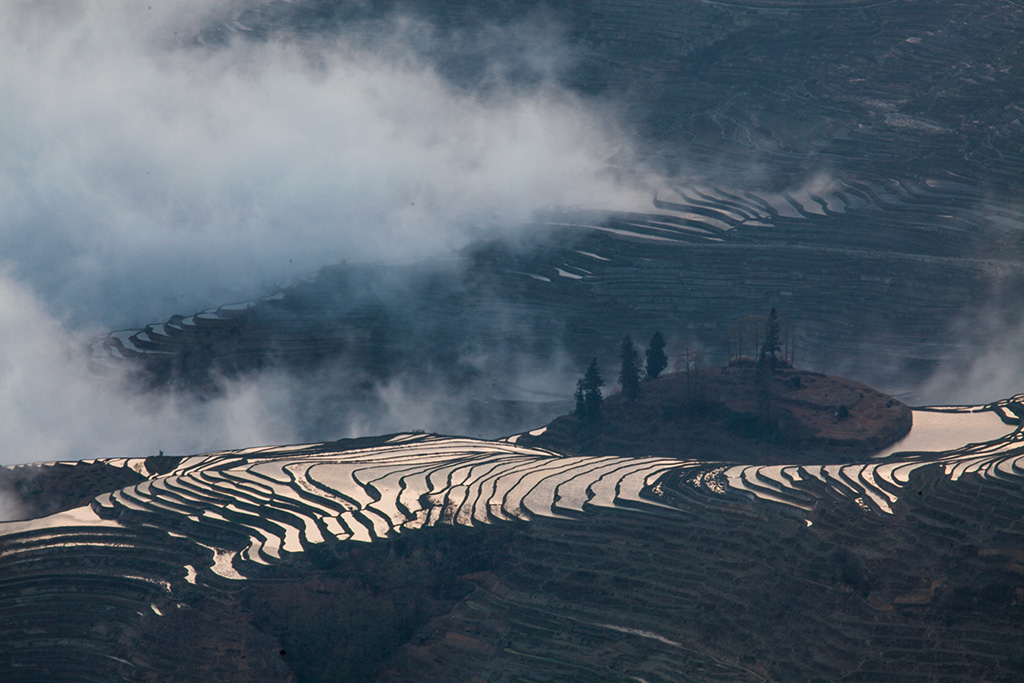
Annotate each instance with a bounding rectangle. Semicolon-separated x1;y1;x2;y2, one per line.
873;409;1015;458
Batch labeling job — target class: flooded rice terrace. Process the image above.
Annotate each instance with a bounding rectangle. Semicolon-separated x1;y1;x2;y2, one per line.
874;406;1018;458
5;393;1022;579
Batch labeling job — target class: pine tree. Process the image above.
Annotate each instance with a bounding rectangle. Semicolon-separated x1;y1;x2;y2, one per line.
645;331;668;381
618;336;642;401
579;358;604;420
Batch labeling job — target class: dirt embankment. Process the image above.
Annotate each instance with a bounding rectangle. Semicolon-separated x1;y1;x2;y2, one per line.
523;366;912;464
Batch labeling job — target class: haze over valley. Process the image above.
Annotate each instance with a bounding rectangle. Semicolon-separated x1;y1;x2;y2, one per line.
3;0;1024;461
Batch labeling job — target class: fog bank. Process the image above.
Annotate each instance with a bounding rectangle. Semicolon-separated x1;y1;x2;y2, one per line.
0;1;655;463
0;1;649;330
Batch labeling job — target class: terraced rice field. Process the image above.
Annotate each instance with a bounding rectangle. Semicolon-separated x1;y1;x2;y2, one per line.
91;171;1024;419
2;397;1023;680
15;1;1024;678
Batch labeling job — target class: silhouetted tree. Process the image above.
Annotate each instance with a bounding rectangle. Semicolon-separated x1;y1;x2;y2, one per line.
575;358;604;420
759;307;781;372
619;336;642;401
645;331;668;381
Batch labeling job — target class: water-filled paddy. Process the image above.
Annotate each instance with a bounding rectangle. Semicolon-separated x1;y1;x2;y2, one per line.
873;408;1015;458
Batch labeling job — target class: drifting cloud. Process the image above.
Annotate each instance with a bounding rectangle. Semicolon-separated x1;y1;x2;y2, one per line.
0;269;299;463
0;1;649;329
914;308;1024;406
0;264;580;465
0;1;651;464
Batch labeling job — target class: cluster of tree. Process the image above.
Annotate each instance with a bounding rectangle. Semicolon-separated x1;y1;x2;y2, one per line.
574;331;669;420
574;310;786;422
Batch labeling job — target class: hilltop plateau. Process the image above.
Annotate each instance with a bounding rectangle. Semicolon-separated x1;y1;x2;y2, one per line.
523;365;912;463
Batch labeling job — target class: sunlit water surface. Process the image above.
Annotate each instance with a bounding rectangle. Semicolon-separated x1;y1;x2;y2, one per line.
873;409;1015;458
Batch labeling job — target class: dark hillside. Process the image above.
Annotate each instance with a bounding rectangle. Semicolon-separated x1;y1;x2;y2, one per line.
0;462;144;522
524;366;912;463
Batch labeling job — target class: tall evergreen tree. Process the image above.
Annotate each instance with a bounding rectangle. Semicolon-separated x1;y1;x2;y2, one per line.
574;379;586;418
618;336;642;401
759;307;781;372
645;331;668;381
579;358;604;420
